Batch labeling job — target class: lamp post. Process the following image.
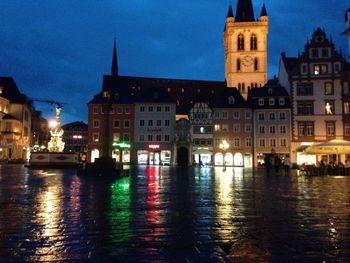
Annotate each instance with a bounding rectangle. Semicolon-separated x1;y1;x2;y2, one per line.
219;139;230;171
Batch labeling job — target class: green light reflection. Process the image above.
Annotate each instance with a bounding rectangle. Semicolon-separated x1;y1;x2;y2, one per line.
109;177;133;247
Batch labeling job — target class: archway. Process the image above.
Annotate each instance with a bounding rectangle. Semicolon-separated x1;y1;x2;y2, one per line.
177;147;189;167
225;153;234;166
234;153;243;166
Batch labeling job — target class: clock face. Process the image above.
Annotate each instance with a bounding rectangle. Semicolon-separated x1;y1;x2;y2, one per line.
242;55;253;66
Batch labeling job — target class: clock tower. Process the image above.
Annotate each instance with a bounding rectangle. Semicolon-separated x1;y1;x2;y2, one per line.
224;1;268;99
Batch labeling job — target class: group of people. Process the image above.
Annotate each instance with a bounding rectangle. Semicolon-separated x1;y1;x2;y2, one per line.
264;154;291;175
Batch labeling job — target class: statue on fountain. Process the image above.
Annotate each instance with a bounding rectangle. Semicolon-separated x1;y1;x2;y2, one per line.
48;106;65;152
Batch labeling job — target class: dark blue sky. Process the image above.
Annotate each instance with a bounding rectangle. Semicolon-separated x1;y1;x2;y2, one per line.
0;0;348;124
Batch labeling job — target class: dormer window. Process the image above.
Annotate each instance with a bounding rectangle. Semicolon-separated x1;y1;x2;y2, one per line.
279;98;285;105
258;98;264;106
114;93;119;101
228;96;235;105
268;88;273;95
269;98;275;106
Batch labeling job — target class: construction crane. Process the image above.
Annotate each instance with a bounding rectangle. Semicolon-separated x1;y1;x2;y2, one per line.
28;97;66;128
28;98;65;110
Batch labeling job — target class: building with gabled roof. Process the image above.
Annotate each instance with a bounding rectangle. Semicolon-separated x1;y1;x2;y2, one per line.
248;79;291;167
278;28;346;165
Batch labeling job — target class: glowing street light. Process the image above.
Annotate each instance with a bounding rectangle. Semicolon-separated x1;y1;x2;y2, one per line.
49;120;57;129
219;139;230;171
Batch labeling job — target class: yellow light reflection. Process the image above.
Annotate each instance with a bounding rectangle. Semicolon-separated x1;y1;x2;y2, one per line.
31;186;66;261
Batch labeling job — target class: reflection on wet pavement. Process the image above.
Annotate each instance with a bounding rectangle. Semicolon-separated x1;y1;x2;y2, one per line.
0;164;349;262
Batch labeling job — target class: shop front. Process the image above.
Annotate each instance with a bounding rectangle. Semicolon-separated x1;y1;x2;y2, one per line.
214;152;248;167
136;144;172;165
193;148;212;166
112;141;131;163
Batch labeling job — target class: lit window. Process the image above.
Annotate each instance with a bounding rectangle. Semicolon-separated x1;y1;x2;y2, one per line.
93;133;99;142
324;82;333;95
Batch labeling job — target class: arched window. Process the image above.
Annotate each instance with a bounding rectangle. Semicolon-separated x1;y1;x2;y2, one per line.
237;34;244;50
250;34;257;50
238;83;241;91
254;58;258;70
237;59;241;71
242;83;245;93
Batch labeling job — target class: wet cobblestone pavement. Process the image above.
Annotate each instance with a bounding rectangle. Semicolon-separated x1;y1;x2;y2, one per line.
0;164;350;262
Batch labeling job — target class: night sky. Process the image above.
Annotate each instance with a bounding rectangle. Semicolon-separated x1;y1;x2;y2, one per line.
0;0;348;124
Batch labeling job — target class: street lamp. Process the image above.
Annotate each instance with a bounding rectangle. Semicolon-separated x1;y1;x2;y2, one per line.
219;139;230;171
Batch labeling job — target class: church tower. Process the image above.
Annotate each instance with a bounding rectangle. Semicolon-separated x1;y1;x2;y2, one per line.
224;1;268;99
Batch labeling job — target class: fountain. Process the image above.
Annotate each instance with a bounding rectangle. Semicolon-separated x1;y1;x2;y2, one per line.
29;105;77;167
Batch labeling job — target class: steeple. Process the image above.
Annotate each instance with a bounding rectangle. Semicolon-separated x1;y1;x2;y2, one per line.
227;4;233;18
111;40;118;78
235;0;255;22
260;3;267;17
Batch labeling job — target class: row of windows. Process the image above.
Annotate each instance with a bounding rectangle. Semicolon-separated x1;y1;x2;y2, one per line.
237;34;258;51
258;97;285;106
193;139;212;146
258;138;288;148
309;48;330;59
138;134;171;142
213;111;251;120
139;119;171;127
257;112;287;121
93;120;131;129
93;106;130;114
214;124;252;133
139;105;171;113
300;63;341;76
296;82;335;96
214;138;253;148
258;125;287;134
297;122;336;137
92;132;130;143
296;101;335;115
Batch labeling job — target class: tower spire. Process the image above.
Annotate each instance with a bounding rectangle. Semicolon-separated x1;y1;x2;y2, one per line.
227;4;233;18
235;0;255;22
111;40;118;78
260;3;267;17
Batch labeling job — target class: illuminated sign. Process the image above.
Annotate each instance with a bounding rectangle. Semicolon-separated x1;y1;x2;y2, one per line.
149;144;160;149
112;141;131;149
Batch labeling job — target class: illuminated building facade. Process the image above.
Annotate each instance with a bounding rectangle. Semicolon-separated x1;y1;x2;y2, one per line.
0;77;32;161
212;88;253;167
223;1;268;98
248;80;291;167
134;89;176;165
189;102;213;166
279;28;346;165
